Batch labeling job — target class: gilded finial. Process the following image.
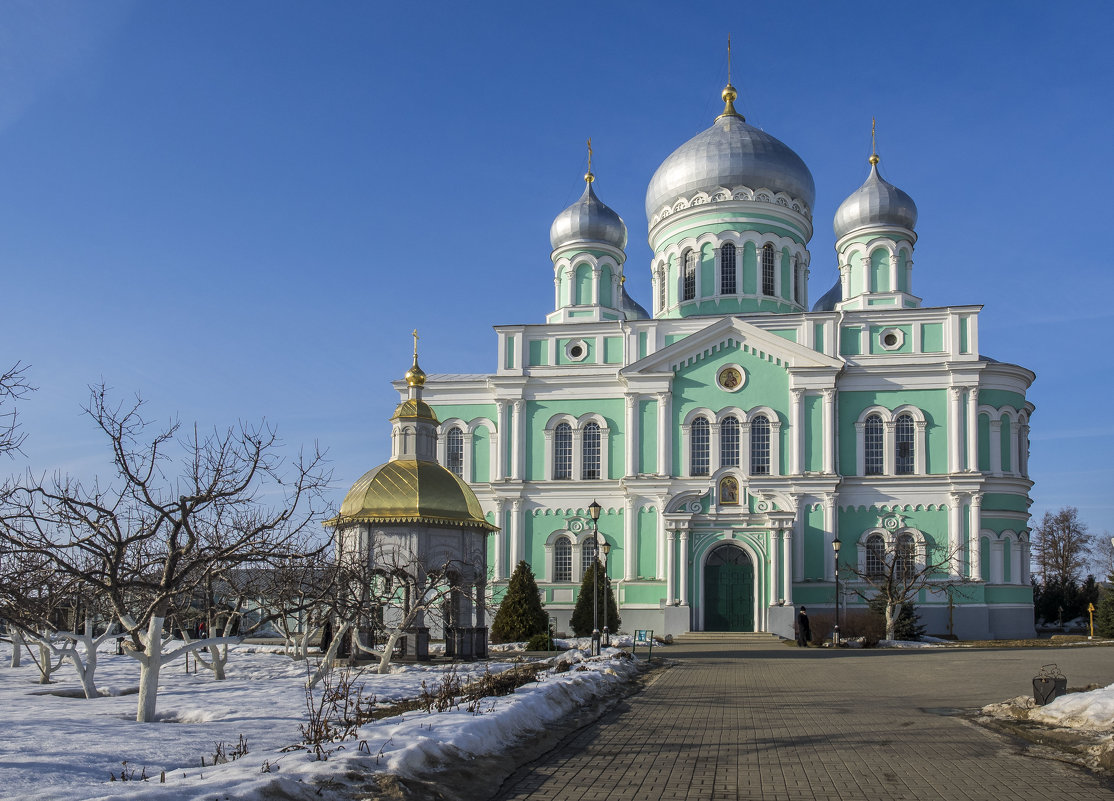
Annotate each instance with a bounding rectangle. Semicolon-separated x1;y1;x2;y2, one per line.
405;329;426;388
717;36;745;122
584;137;594;184
869;117;880;165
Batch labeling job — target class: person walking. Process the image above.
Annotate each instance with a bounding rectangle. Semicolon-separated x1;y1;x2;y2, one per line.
796;606;811;647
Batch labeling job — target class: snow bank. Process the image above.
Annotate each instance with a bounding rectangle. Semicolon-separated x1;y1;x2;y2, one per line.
1030;683;1114;731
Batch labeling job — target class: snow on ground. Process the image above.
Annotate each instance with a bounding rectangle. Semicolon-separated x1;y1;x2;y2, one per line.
1029;683;1114;730
0;640;642;801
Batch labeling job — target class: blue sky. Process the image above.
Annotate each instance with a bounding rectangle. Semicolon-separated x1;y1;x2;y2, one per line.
1;1;1112;543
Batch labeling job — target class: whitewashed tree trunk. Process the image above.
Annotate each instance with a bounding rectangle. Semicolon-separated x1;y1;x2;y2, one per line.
10;630;23;668
135;616;164;723
885;603;897;640
306;621;352;689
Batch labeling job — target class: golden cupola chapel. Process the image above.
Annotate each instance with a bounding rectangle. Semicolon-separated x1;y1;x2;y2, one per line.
372;76;1035;641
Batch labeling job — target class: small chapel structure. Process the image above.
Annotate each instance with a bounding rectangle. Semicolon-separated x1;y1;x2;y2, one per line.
330;341;496;659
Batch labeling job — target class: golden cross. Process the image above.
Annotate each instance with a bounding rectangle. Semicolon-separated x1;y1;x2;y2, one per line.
412;329;419;358
871;117;877;155
587;137;593;173
727;35;732;84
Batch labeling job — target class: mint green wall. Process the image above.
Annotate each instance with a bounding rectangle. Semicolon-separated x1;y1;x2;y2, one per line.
979;389;1026;411
804;394;823;472
624;583;666;604
840;326;862;356
555;337;594;366
505;336;515;369
983;493;1029;513
430;403;497;426
848;252;863;296
700;243;715;297
921;323;944;353
600;265;614;307
653;214;806;252
985;585;1033;604
473;425;490;482
869;325;912;354
639;399;657;474
575;264;592;305
528;339;548;366
1003;539;1012;582
604;336;623;364
670;342;789;475
780;248;791;300
525;399;623;480
897;252;910;292
981;517;1020;534
980;537;991;581
838;505;948;562
1000;416;1012;471
838;389;947;475
742;242;757;294
804;505;826;579
959;317;969;354
977;413;991;471
638;507;658;578
870;250;889;292
813;322;827;352
771;328;797;343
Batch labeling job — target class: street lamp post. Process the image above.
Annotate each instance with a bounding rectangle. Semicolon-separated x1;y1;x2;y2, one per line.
601;541;612;646
832;537;842;648
588;500;602;656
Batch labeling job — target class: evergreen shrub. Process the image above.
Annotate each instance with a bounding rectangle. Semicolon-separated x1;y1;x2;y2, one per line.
570;562;620;637
490;560;548;644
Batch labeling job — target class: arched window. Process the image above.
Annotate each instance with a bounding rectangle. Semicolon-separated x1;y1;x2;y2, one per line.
750;415;770;475
895;413;915;475
866;534;885;578
657;267;666;313
682;250;696;301
446;427;464;477
581;422;601;480
554;537;572;582
720;243;737;294
895;533;916;579
553;423;572;480
864;414;884;476
761;243;776;296
581;536;598;576
690;417;710;476
720;416;740;467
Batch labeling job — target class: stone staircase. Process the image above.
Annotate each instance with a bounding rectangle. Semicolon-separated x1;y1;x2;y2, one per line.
673;631;785;643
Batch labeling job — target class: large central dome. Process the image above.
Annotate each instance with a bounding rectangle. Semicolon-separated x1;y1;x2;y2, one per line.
645;89;815;225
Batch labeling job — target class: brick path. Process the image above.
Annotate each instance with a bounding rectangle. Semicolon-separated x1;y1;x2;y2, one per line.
493;640;1114;800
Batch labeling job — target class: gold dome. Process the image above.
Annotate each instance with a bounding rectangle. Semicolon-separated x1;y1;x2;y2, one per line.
404;359;426;388
390;398;438;422
328;460;497;531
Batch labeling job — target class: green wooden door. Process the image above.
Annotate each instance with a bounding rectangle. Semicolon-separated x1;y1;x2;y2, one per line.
703;545;754;632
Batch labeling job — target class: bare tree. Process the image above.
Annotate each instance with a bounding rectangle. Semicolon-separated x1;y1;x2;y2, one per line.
840;535;972;640
0;362;32;459
1032;507;1094;586
0;386;329;721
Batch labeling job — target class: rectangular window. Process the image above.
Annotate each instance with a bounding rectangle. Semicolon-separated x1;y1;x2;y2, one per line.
720;244;737;295
581;537;598;576
750;416;770;475
762;244;776;296
683;251;696;301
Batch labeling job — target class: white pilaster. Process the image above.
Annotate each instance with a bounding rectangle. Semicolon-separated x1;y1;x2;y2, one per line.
678;530;689;605
509;498;523;569
511;400;525;480
822;389;835;474
494;400;508;481
948;493;964;575
990;539;1004;584
966;388;978;472
989;419;1002;475
624;394;639;477
823;494;837;581
768;528;780;605
947;388;962;473
656;392;672;477
665;529;676;604
493;499;506;581
969;494;983;580
792;494;804;583
790;389;803;475
623;497;637;581
782;527;793;604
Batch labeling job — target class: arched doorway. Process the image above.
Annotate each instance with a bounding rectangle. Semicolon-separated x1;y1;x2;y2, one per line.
703;543;754;632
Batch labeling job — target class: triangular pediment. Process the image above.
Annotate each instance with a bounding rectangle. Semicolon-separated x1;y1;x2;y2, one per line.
621;317;843;377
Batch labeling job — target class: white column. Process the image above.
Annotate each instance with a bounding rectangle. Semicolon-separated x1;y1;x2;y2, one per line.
966;388;979;472
768;528;780;605
790;389;803;475
948;493;964;576
782;527;793;604
678;530;689;605
1021;537;1032;584
511;400;525;480
509;499;523;569
494;400;508;481
656;392;672;477
1019;422;1031;476
969;494;983;580
791;494;804;582
989;419;1002;475
823;494;837;581
822;389;835;474
492;499;506;581
624;394;639;477
947;388;962;473
889;253;899;293
553;276;560;311
656;497;668;580
462;431;475;483
665;529;676;604
591;265;601;305
623;497;637;581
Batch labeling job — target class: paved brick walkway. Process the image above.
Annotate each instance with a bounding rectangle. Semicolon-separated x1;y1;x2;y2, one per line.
493;640;1114;800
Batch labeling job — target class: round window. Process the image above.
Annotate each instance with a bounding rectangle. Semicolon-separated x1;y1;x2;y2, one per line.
564;340;590;362
569;344;584;359
883;333;898;347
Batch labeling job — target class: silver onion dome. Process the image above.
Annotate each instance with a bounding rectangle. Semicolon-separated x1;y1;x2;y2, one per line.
550;177;628;251
645;85;815;223
811;278;842;312
833;157;917;239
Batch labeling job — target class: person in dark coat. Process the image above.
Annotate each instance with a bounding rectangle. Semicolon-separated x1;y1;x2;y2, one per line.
796;606;811;647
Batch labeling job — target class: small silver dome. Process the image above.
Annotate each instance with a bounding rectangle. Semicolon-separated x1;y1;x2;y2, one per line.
645;111;815;223
550;179;627;251
812;278;842;311
833;160;917;239
618;284;650;320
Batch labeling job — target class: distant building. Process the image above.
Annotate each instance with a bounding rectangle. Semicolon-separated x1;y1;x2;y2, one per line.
413;81;1035;639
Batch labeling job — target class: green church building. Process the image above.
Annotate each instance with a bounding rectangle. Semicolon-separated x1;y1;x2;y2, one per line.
410;81;1035;639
